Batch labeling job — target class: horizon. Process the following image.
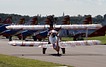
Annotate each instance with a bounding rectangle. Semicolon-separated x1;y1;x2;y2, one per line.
0;0;106;17
0;12;105;17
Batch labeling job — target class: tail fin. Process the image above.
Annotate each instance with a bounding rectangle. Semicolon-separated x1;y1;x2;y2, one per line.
62;15;70;24
45;16;51;25
30;16;38;25
83;15;92;24
25;17;38;25
2;16;12;24
17;18;25;25
88;25;106;37
45;15;54;25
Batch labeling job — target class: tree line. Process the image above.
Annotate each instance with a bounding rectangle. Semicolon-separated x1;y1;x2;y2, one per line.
0;13;106;25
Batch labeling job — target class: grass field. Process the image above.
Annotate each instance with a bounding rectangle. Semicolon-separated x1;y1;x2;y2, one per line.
62;35;106;44
0;54;72;67
87;36;106;44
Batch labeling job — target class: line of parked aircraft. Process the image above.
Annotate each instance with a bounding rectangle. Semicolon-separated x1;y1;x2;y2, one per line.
0;15;106;55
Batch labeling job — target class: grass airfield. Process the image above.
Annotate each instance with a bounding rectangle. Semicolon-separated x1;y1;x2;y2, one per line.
0;54;72;67
0;36;106;67
62;35;106;44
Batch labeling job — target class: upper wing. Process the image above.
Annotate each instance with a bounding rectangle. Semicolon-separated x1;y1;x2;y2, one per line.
56;24;102;29
6;24;102;30
59;40;101;48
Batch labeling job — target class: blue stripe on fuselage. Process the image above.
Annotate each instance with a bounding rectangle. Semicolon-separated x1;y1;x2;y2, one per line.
1;30;20;35
21;30;37;37
0;24;9;33
37;30;48;37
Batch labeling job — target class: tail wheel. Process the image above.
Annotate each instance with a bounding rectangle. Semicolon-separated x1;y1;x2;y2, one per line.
17;34;22;40
61;48;65;54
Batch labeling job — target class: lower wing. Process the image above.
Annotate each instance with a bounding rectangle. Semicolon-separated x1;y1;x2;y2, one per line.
8;40;101;48
8;41;52;48
59;40;101;48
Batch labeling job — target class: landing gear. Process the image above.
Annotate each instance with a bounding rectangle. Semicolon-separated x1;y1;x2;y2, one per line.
57;51;59;55
22;37;26;40
38;39;42;41
9;36;12;41
32;36;42;41
61;48;65;54
73;34;84;41
42;48;47;54
18;37;21;40
32;36;37;41
18;37;26;40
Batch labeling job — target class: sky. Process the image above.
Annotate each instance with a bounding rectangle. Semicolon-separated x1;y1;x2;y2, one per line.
0;0;106;17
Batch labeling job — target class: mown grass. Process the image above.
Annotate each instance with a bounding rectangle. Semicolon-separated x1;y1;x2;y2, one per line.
87;36;106;44
62;35;106;44
0;54;72;67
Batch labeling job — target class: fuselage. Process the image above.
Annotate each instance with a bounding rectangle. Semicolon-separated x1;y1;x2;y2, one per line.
49;33;58;44
48;30;59;51
0;24;9;33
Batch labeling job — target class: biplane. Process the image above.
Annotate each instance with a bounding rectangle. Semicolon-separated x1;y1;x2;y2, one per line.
6;22;102;55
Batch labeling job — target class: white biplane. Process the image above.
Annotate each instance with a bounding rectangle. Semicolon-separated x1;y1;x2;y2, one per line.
6;24;102;55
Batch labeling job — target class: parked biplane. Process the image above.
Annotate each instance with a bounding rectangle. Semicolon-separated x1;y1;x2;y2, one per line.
0;17;39;41
0;16;12;34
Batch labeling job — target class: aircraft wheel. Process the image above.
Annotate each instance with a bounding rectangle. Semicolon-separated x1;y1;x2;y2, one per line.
43;48;47;54
6;36;9;39
18;37;21;40
61;48;65;54
23;37;26;40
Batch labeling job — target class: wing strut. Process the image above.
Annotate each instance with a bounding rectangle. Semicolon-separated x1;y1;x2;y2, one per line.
85;28;88;40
